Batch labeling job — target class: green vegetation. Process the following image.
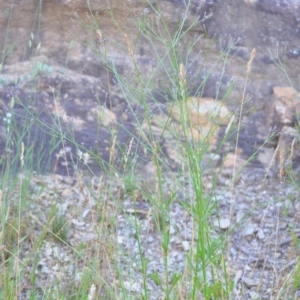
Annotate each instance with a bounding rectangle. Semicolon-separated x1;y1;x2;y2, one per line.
0;0;299;299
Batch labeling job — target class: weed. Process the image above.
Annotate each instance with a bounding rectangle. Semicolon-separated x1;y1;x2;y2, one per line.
51;212;69;244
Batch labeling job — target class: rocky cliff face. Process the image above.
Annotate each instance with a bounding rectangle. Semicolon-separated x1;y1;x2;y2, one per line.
0;0;299;174
2;0;299;96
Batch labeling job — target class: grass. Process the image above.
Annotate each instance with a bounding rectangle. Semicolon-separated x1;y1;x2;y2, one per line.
0;0;299;299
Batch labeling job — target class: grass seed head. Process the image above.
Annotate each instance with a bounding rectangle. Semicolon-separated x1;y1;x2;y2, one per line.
20;142;24;167
247;48;256;73
179;63;187;96
124;33;136;64
125;137;134;165
96;29;103;43
279;149;285;180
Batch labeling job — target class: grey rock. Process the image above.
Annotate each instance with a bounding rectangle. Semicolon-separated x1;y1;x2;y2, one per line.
0;0;300;174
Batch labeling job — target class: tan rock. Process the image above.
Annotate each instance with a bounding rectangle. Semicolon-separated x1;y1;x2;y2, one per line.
183;123;218;144
166;119;219;144
221;152;248;180
170;97;232;127
141;115;168;136
257;147;275;167
95;107;116;127
223;152;247;169
140;112;219;144
266;87;300;130
263;87;300;175
262;126;300;178
169;97;231;144
277;126;299;168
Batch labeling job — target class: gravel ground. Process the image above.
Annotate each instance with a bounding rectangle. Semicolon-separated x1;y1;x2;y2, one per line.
11;161;300;299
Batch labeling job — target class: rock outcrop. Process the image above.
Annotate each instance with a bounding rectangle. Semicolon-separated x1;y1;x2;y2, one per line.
1;0;299;101
0;0;299;174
